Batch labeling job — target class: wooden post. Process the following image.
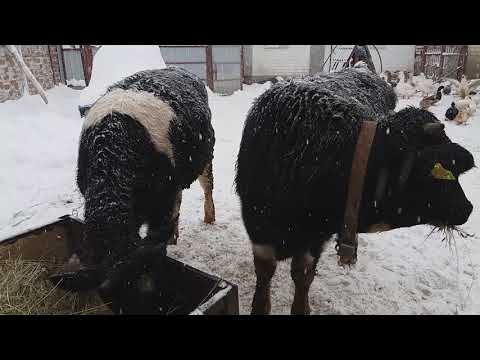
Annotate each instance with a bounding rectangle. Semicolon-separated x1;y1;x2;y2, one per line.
439;45;446;79
240;45;244;90
206;45;214;91
329;45;333;72
81;45;93;86
79;46;87;87
458;45;468;80
60;46;68;86
421;45;427;74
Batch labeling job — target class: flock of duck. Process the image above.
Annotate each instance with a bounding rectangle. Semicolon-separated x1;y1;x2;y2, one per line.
381;71;480;126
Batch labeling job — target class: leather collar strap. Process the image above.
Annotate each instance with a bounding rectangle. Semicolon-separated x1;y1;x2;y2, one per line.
337;120;378;266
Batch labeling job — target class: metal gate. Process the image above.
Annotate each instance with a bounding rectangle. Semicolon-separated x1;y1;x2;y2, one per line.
61;46;86;86
414;45;468;81
327;45;355;72
211;45;243;94
159;45;243;95
159;45;208;83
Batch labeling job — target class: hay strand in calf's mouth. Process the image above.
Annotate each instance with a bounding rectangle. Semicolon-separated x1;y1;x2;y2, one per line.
0;258;109;315
426;224;475;251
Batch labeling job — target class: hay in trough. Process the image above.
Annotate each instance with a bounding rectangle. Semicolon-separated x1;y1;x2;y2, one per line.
0;257;111;315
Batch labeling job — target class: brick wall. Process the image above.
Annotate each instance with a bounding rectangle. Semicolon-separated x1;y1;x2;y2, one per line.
48;45;62;85
0;45;56;103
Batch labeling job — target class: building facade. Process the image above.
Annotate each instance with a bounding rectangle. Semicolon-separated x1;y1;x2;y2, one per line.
243;45;416;84
0;45;97;103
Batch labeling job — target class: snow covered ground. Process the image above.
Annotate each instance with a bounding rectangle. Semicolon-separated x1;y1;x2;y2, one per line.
1;83;480;315
66;79;86;88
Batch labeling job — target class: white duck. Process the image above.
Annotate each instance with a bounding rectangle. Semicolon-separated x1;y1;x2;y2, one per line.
412;73;435;96
394;71;416;99
455;96;477;117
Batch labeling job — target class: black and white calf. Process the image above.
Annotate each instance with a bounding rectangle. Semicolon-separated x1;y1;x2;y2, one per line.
235;66;474;315
73;67;215;297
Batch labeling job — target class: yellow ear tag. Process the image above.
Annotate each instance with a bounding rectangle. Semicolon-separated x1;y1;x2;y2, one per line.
431;163;456;180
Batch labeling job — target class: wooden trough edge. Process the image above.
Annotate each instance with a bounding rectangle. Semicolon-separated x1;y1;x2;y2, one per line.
0;215;240;315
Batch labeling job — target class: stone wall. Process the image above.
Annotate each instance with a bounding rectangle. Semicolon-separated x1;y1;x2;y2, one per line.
48;45;63;85
0;45;56;102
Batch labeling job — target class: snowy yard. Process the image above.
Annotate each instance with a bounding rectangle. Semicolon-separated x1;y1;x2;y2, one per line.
1;82;480;315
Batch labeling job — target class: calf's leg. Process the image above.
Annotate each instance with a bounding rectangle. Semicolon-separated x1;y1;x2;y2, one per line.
198;161;215;224
168;190;182;245
290;252;319;315
251;244;277;315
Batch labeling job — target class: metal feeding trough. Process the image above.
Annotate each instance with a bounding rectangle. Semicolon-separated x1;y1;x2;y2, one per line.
0;215;239;315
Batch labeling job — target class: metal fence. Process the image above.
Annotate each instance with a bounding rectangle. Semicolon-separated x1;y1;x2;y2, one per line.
326;45;355;72
414;45;468;80
211;45;243;94
159;45;244;94
59;45;245;94
159;45;208;82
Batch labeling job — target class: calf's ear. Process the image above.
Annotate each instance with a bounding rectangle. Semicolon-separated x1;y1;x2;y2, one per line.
423;122;444;137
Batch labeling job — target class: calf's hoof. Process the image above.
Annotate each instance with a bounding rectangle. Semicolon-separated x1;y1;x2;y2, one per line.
291;301;311;315
251;304;271;315
204;214;215;224
204;201;215;224
251;293;271;315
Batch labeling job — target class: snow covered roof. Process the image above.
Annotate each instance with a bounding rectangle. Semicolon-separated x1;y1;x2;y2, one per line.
79;45;166;105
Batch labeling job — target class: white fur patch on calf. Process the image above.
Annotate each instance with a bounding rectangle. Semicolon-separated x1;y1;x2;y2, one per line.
252;244;276;260
83;89;176;162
